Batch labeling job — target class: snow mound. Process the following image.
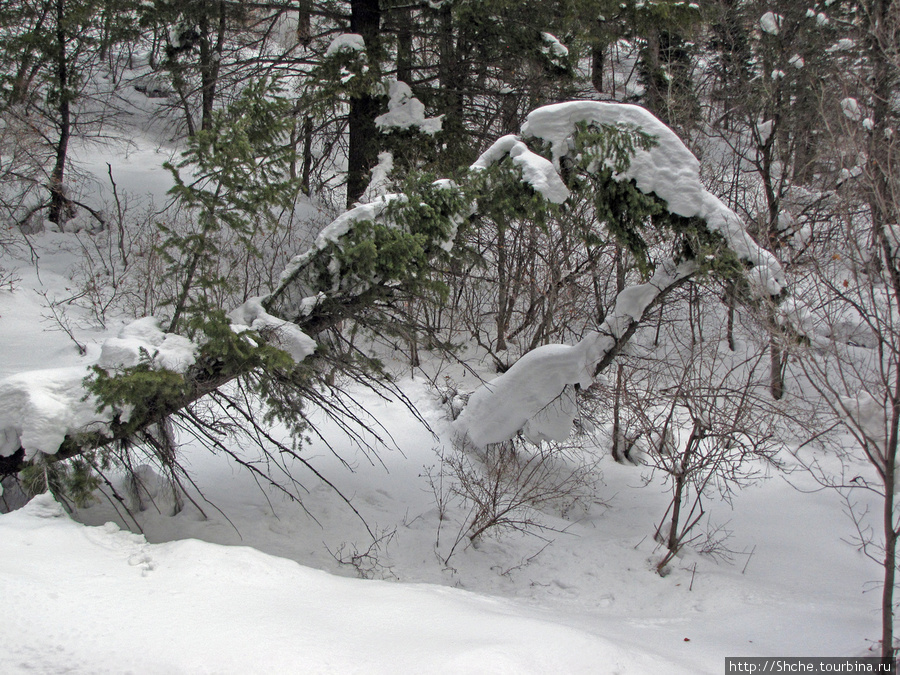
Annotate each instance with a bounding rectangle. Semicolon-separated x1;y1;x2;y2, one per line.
229;297;317;363
459;344;594;447
99;316;196;371
0;493;686;674
325;33;365;57
0;365;106;459
0;317;199;458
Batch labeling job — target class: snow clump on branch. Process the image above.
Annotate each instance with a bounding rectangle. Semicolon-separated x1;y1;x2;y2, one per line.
325;33;365;57
521;101;785;296
471;135;570;204
375;81;443;136
0;317;198;459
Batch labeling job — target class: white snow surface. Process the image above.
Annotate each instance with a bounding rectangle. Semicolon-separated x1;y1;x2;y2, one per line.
375;80;443;136
361;150;395;202
0;316;198;459
98;316;196;372
840;391;887;452
0;365;104;459
229;297;317;363
458;342;595;448
0;96;883;675
541;32;569;58
0;234;886;671
2;493;675;675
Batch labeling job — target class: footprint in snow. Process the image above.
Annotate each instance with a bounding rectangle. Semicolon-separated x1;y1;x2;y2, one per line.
127;550;157;576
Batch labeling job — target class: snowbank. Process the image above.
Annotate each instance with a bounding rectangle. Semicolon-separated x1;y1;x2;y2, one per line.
0;493;688;674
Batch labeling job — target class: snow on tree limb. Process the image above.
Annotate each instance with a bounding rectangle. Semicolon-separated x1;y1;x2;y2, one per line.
471;134;571;204
521;101;785;297
455;259;697;448
454;101;785;448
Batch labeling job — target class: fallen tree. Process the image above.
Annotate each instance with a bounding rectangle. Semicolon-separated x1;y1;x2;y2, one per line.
0;101;783;485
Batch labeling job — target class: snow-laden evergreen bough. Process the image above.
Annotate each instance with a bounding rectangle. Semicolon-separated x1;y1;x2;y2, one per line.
0;101;783;477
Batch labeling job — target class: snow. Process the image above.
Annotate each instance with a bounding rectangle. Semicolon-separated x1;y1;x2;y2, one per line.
841;97;862;122
0;366;104;459
361;150;394;202
228;297;317;363
758;120;774;144
99;316;196;371
828;39;856;52
0;316;201;458
375;80;443;136
456;343;594;447
457;101;786;448
0;62;886;675
540;32;569;59
456;260;696;448
0;232;886;671
759;12;783;35
3;493;674;675
789;54;805;69
521;101;785;296
471;135;571;204
325;33;365;57
839;391;887;453
0;378;882;673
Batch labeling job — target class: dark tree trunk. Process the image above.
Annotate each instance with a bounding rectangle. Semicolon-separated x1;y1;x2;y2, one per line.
346;0;382;207
48;0;71;225
198;0;227;132
591;45;604;93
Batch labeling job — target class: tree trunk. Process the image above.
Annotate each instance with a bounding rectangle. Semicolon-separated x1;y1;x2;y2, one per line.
395;4;413;84
48;0;71;226
346;0;382;207
436;4;469;165
198;0;227;132
297;0;311;46
591;45;604;93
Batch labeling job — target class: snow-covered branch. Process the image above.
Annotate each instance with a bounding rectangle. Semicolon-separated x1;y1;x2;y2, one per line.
453;101;784;448
0;100;784;471
455;259;697;448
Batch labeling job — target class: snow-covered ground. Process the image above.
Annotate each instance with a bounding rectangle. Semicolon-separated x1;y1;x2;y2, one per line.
0;96;887;672
0;244;884;671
